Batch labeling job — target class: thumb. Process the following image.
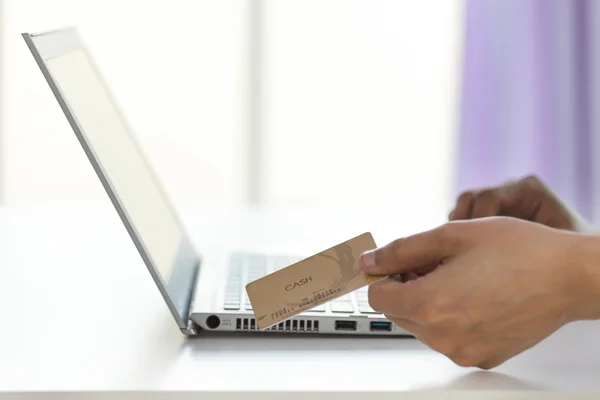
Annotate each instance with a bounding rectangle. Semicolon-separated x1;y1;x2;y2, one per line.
359;224;459;276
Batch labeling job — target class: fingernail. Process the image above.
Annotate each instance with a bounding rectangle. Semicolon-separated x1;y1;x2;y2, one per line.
360;250;376;269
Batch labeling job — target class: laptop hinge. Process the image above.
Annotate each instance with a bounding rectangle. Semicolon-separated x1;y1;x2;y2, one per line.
181;319;200;335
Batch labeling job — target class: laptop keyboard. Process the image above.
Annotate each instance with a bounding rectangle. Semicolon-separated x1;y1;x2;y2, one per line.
223;252;379;315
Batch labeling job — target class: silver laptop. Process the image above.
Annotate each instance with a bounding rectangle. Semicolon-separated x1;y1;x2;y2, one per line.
22;27;408;336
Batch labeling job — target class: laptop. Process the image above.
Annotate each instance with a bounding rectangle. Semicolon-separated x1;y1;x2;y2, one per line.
22;27;408;336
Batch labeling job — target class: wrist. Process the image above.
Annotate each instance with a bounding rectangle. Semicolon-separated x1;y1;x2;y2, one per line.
563;233;600;321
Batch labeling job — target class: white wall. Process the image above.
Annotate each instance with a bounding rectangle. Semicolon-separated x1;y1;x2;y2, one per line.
3;0;249;211
1;0;462;214
0;0;5;202
262;0;462;212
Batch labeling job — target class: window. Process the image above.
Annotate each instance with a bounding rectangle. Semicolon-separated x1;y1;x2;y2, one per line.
261;1;462;212
1;0;463;215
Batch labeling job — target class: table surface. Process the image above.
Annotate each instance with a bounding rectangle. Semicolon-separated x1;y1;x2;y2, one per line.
1;206;600;396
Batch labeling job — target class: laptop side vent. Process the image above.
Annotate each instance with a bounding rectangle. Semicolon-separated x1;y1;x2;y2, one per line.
236;318;319;333
236;318;258;332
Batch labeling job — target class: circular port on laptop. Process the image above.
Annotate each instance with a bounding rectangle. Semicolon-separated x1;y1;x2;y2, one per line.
206;315;221;329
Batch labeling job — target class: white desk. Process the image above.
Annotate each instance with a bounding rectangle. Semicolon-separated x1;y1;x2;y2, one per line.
1;207;599;398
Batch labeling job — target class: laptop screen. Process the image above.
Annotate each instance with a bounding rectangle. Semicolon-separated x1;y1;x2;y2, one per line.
26;29;198;329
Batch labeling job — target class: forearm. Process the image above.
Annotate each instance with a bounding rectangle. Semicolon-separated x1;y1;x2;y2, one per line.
567;233;600;321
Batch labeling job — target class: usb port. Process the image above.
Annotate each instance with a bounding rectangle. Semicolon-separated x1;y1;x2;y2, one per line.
370;321;392;332
335;320;357;331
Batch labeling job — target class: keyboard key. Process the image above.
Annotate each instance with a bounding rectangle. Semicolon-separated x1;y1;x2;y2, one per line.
246;255;268;280
270;256;293;271
358;305;378;314
330;294;354;313
244;296;253;309
224;290;240;299
223;259;242;310
331;302;354;313
309;304;326;312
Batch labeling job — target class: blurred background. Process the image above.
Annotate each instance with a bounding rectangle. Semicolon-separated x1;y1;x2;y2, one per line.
0;0;599;223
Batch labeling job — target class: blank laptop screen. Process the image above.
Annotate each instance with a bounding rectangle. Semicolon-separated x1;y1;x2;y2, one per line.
30;30;197;328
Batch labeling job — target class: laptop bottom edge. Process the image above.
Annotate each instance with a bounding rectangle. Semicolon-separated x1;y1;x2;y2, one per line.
190;311;412;336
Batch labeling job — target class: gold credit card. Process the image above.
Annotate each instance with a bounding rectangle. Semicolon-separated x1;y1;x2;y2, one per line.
245;232;381;330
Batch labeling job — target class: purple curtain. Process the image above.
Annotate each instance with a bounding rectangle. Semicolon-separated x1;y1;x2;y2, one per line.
456;0;600;222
